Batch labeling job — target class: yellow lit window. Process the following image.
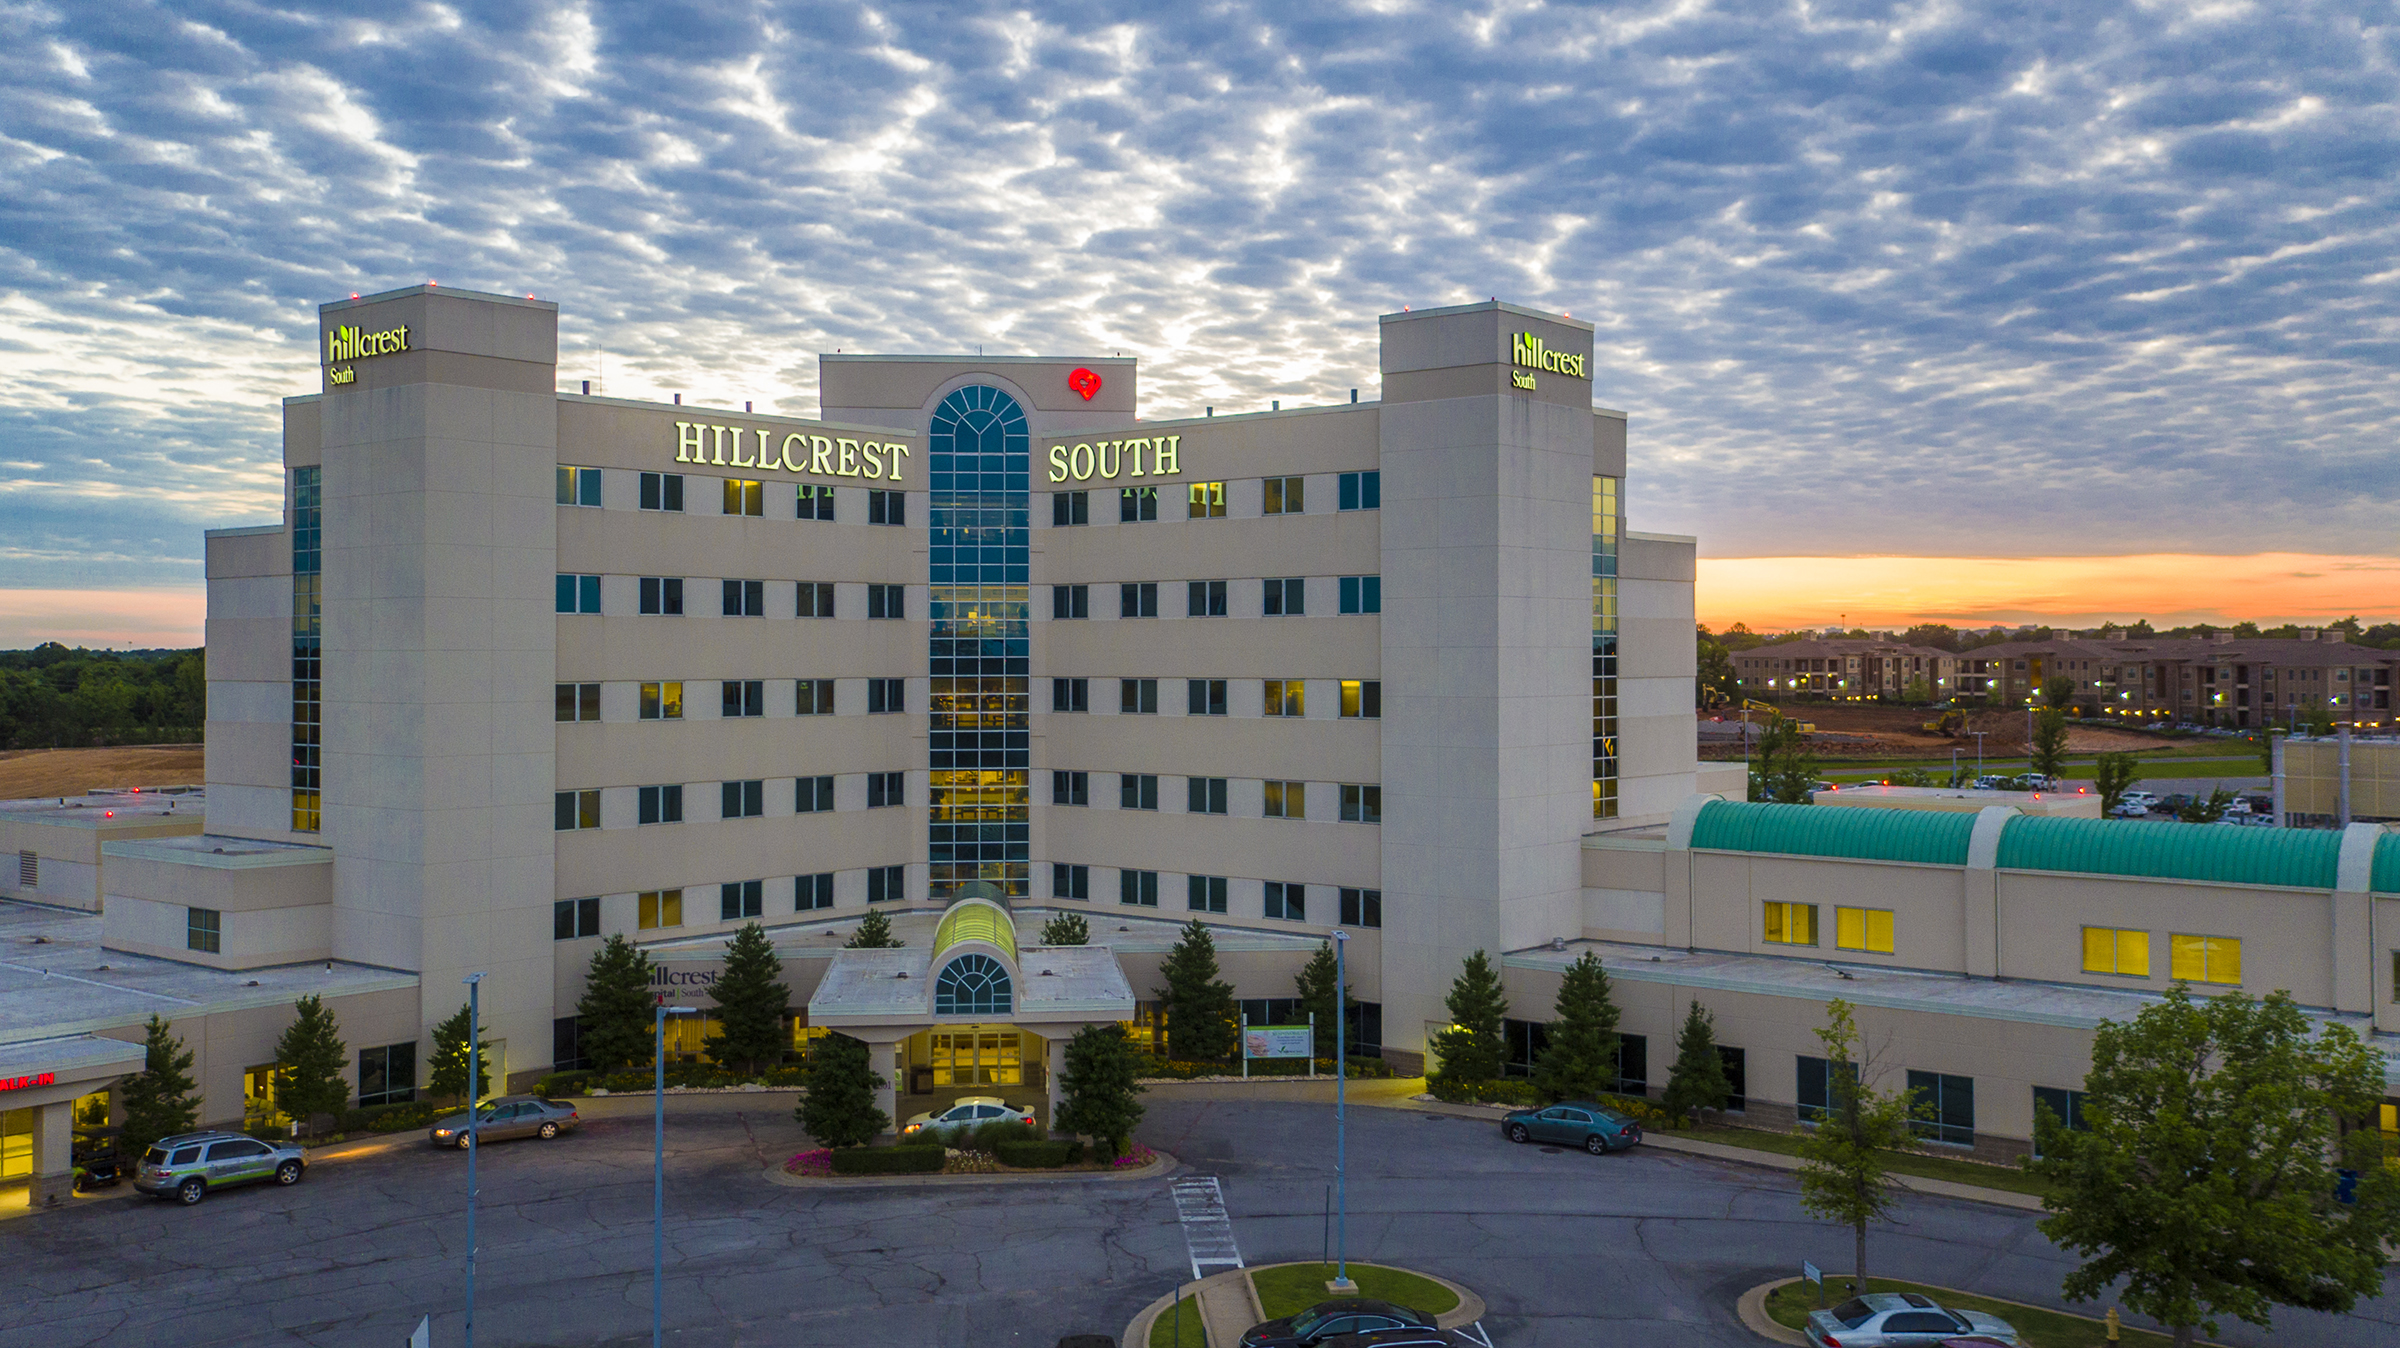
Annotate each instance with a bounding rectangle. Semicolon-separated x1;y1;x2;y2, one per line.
291;788;321;833
640;681;683;720
2381;1102;2397;1138
638;889;683;930
1763;901;1818;946
1187;482;1226;518
1836;907;1894;953
2170;934;2241;985
2082;927;2150;977
723;478;763;516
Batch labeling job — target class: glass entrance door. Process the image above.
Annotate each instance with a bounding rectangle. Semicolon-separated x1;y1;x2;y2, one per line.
929;1029;1023;1086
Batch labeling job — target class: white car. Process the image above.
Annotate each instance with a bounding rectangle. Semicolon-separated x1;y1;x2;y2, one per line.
1806;1292;2020;1346
899;1095;1039;1140
2121;791;2158;808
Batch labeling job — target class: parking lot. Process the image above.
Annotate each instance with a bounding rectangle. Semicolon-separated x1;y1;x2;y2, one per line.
2;1088;2391;1346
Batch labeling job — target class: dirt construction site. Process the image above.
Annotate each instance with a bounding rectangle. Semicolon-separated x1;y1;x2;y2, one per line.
0;745;206;799
1697;703;2177;761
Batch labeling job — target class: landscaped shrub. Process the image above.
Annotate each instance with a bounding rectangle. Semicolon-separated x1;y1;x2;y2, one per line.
1426;1077;1542;1107
536;1070;595;1099
995;1138;1085;1169
829;1146;945;1176
963;1118;1039;1152
1133;1054;1397;1080
760;1064;809;1088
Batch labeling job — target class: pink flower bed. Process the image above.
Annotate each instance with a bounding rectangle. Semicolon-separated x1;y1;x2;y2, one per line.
1112;1143;1156;1169
785;1148;833;1177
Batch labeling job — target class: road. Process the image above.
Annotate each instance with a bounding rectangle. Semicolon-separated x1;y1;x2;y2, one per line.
1;1089;2391;1347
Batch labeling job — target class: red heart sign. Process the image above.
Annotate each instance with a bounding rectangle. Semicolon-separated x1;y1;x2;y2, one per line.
1068;367;1103;401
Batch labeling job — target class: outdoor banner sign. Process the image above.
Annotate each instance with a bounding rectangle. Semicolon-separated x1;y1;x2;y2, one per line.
1244;1025;1314;1060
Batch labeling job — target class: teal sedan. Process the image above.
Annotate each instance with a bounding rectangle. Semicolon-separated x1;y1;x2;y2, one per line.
1500;1101;1642;1154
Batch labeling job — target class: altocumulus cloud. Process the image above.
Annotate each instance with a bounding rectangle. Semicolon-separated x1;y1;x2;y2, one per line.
0;0;2395;589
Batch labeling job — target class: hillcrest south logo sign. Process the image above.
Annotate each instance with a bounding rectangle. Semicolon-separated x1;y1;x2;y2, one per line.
324;323;410;386
1509;330;1587;390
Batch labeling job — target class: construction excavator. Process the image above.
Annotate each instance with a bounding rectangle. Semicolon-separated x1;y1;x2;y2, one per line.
1921;708;1968;738
1740;699;1815;735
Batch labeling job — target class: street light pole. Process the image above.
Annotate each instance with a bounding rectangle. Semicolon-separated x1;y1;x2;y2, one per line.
653;999;696;1348
462;972;486;1348
1331;929;1352;1294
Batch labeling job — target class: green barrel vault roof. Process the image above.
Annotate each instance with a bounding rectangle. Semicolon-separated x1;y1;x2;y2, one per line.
1995;814;2344;890
2374;830;2400;895
933;899;1017;961
1689;800;1978;867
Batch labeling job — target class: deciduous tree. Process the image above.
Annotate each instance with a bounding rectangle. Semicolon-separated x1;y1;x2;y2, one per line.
1752;718;1819;804
1660;1000;1733;1126
1431;950;1508;1083
271;994;351;1128
1156;920;1238;1063
707;922;791;1075
1057;1023;1146;1157
1795;999;1920;1286
2030;707;2071;781
2094;751;2140;814
120;1015;199;1155
796;1033;888;1148
1531;952;1620;1102
576;934;656;1072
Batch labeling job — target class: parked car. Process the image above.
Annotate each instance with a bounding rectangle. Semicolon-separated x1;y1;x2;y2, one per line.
2120;790;2158;809
134;1130;306;1205
1805;1292;2020;1346
1499;1100;1643;1154
1316;1330;1483;1348
429;1095;580;1149
2108;801;2148;818
899;1095;1039;1140
1240;1299;1438;1348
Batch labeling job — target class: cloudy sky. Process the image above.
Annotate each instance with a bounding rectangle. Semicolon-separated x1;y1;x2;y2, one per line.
2;0;2396;643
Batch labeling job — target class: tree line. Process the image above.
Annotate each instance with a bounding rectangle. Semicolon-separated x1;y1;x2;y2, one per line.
0;644;205;749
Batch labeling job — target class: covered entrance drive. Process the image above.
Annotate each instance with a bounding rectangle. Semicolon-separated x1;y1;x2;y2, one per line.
897;1025;1051;1132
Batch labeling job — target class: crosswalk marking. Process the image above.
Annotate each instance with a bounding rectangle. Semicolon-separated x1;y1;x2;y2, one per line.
1169;1176;1244;1281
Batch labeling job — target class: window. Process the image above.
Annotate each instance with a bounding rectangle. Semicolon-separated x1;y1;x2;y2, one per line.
1263;577;1305;615
797;483;834;520
1052;491;1089;526
796;873;834;911
1053;770;1089;806
1263;476;1304;514
720;879;764;920
1119;869;1159;906
1338;576;1382;615
867;584;905;619
1052;678;1089;713
1264;679;1306;716
639;889;684;930
1264;780;1306;819
640;471;685;512
637;784;684;825
555;682;601;722
1188;679;1228;715
2082;927;2150;976
797;582;834;617
1719;1046;1747;1111
1120;678;1158;714
1264;881;1305;921
722;680;765;718
722;478;763;516
2171;934;2242;985
1908;1071;1976;1146
1188;580;1227;616
1051;863;1091;900
796;776;834;813
867;865;904;903
1340;887;1381;928
187;906;221;954
357;1043;417;1106
1613;1034;1648;1093
1188;776;1229;814
1340;680;1382;719
1340;784;1381;824
1053;585;1089;619
1189;875;1229;914
553;897;600;939
1338;471;1380;511
721;779;764;819
868;489;905;525
1763;901;1818;946
1187;482;1226;518
2032;1086;2086;1155
639;577;685;615
868;678;905;714
556;574;601;614
1119;582;1158;617
1120;773;1159;810
1502;1018;1549;1078
722;579;764;616
1835;907;1894;954
556;465;602;507
555;789;601;830
867;771;905;808
935;953;1013;1015
1120;486;1157;521
1794;1055;1856;1123
796;679;834;715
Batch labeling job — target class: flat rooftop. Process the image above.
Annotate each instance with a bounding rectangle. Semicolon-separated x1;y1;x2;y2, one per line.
0;901;415;1045
0;789;204;828
639;905;1331;962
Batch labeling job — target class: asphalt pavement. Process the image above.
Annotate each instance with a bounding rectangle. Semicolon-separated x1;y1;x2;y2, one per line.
1;1090;2391;1347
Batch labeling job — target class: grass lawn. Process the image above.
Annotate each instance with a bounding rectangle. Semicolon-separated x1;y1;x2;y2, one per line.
1683;1124;2057;1200
1249;1263;1460;1319
1148;1294;1205;1348
1765;1276;2202;1347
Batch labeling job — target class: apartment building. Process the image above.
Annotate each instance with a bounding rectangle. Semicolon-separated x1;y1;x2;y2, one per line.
1730;639;1957;700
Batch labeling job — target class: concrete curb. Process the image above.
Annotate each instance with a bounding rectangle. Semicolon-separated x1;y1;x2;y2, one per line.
1123;1262;1484;1348
762;1148;1177;1189
1737;1277;1810;1345
1124;1266;1247;1348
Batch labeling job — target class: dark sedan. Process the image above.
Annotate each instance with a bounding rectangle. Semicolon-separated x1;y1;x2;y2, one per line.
1499;1100;1642;1154
1239;1299;1437;1348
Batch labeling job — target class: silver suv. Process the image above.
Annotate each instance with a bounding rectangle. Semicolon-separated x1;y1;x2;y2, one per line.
134;1131;307;1205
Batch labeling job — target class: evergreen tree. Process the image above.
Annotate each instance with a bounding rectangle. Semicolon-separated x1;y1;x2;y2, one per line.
2030;707;2071;780
1752;718;1819;803
1039;912;1090;946
1431;950;1508;1083
577;934;656;1073
796;1032;887;1148
1292;942;1352;1056
1057;1023;1146;1158
1795;1000;1920;1286
430;1000;493;1103
845;908;903;948
119;1014;199;1156
1660;1000;1732;1126
1155;920;1238;1063
1531;951;1620;1102
271;994;351;1128
707;922;791;1075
